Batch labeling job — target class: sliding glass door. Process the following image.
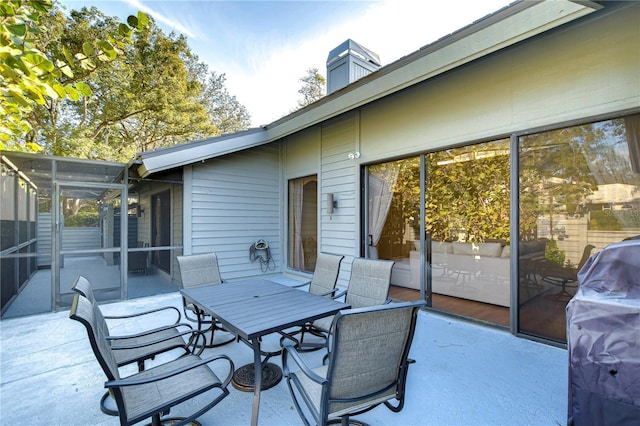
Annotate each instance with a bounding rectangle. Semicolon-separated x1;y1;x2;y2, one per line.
365;140;511;325
518;113;640;342
364;113;639;342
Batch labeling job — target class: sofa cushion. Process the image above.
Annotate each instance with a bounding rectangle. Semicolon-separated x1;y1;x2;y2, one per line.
452;242;502;257
477;242;503;257
452;242;474;255
432;241;453;254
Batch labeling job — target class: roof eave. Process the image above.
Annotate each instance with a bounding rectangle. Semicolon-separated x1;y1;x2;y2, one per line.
137;0;604;176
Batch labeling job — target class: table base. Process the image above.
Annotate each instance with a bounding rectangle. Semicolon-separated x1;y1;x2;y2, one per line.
231;362;282;392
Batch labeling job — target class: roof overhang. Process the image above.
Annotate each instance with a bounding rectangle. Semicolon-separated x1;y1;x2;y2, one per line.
1;151;126;199
136;0;605;177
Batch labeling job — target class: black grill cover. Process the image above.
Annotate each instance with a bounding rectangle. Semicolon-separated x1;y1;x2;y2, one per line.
566;239;640;425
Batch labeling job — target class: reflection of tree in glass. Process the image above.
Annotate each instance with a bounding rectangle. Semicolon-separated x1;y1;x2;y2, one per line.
426;139;511;242
519;117;639;242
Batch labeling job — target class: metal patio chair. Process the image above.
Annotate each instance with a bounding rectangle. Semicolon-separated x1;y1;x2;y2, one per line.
281;253;344;350
70;294;234;426
71;276;206;415
176;253;235;347
307;257;395;343
282;300;425;426
72;275;182;331
539;244;596;302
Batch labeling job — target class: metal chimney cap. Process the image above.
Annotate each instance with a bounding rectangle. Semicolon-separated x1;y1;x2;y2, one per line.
326;39;381;66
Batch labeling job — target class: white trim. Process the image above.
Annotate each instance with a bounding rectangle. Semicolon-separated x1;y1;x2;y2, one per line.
183;165;193;255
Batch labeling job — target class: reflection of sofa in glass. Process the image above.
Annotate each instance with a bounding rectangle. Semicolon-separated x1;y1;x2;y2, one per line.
408;241;511;307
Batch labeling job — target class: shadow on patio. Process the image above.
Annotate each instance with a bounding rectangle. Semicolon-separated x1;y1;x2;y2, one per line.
0;291;568;425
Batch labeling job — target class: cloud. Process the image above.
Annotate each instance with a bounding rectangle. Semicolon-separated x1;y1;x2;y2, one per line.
224;0;510;127
124;0;204;40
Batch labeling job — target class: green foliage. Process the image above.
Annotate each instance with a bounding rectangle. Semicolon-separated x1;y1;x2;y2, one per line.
20;5;250;161
544;239;565;266
63;209;99;227
589;210;623;230
425;140;511;242
295;67;325;109
199;71;251;134
0;0;146;150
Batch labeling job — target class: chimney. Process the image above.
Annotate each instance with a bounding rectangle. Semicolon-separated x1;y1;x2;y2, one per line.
326;39;381;95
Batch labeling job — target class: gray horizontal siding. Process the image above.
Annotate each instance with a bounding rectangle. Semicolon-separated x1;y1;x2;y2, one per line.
37;213;51;267
189;145;282;279
62;227;101;255
321;114;359;261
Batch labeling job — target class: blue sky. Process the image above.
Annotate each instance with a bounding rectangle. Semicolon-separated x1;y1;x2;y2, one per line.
59;0;512;127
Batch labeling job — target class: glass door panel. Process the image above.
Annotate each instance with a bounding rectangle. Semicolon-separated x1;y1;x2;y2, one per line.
424;139;511;326
367;157;422;301
56;183;125;308
517;114;640;343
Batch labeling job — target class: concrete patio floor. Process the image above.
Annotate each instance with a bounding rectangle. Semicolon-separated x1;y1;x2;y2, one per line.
0;291;568;425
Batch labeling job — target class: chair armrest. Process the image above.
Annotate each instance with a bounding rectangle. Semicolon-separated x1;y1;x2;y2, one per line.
290;281;310;289
104;306;181;325
107;322;193;340
282;343;328;386
106;353;235;389
107;327;199;351
317;288;338;298
331;289;347;300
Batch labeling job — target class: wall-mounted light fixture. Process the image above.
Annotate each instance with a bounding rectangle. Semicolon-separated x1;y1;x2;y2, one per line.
347;152;361;160
327;193;338;214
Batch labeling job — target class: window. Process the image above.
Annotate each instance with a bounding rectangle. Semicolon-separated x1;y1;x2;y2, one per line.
288;176;317;272
518;114;640;342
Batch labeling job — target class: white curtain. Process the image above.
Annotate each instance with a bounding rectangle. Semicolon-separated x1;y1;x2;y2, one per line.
292;179;305;269
368;164;400;259
625;113;640;173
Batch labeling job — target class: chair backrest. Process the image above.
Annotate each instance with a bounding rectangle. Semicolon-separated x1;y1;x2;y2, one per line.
69;294;120;382
308;253;344;297
71;275;96;303
71;276;112;338
345;258;394;309
324;301;424;418
177;253;223;289
577;244;596;271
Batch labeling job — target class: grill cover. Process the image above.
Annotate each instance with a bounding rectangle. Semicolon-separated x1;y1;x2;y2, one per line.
566;239;640;425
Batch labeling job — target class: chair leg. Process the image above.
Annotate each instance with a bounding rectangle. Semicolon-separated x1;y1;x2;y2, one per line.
326;416;370;426
196;314;235;348
100;391;118;416
296;326;328;352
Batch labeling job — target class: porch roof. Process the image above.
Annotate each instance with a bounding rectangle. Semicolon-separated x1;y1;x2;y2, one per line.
133;0;604;178
1;151;125;199
0;291;568;425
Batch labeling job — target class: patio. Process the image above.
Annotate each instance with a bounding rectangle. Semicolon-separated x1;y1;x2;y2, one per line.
0;290;568;425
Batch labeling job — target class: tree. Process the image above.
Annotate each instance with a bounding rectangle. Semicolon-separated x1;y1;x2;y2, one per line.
0;0;146;151
21;5;251;161
295;67;325;109
199;71;251;134
425;141;511;243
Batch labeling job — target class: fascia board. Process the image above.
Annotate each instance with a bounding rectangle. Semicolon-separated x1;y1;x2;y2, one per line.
137;129;268;177
267;0;600;138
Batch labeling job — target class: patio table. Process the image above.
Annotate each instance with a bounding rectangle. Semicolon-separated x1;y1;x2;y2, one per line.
181;278;349;425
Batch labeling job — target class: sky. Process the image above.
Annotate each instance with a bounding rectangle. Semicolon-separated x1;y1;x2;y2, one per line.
59;0;513;127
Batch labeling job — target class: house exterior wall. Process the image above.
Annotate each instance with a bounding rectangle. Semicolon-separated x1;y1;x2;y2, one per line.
178;3;638;289
278;4;639;281
359;5;639;160
186;144;282;280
